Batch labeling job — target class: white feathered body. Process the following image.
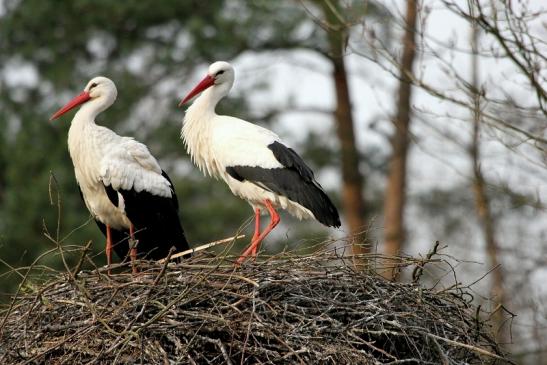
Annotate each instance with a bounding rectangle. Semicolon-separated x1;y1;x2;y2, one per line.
68;114;173;230
182;101;315;221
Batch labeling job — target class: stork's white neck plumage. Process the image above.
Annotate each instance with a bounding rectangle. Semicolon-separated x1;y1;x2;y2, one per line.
67;86;116;190
68;88;117;161
181;80;232;177
67;80;118;161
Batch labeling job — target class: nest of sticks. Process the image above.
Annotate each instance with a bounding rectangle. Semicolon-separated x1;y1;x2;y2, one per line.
0;240;508;364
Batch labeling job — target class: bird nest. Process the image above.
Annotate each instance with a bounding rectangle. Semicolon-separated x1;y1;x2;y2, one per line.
0;243;508;364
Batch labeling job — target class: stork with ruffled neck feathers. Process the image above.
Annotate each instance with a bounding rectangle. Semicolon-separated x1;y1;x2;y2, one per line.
179;62;340;264
50;76;190;272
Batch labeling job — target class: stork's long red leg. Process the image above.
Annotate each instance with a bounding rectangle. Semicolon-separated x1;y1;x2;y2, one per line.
237;200;279;264
250;208;261;256
129;224;138;274
106;224;113;275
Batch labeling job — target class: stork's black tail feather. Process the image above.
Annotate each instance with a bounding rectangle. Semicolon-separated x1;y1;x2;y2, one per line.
300;182;341;228
119;186;190;260
268;141;340;227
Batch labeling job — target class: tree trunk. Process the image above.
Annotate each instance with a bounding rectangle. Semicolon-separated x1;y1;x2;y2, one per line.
332;54;367;247
383;0;418;269
469;10;506;340
320;1;368;257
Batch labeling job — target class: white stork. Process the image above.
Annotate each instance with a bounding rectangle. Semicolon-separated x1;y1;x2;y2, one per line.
50;76;190;272
179;61;340;263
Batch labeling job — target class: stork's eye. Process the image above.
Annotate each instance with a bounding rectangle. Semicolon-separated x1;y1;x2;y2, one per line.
216;70;225;76
90;82;98;89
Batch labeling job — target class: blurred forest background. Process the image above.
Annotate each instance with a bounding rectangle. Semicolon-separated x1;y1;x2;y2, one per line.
0;0;546;362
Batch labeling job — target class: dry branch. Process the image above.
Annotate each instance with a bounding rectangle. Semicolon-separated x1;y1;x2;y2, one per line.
158;235;245;263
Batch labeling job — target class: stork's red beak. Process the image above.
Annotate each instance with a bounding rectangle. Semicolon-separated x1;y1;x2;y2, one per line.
179;75;215;107
49;91;91;121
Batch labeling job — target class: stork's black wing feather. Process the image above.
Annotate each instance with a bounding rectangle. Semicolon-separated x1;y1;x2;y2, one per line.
115;170;191;260
103;184;119;207
225;142;341;227
161;170;179;211
268;141;315;182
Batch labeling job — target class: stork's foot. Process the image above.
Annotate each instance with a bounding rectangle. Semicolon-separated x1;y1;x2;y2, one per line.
236;238;261;265
235;200;279;266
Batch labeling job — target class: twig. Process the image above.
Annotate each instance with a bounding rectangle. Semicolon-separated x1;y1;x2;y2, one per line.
73;240;94;278
157;235;246;263
425;333;506;361
196;335;234;365
412;240;441;282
